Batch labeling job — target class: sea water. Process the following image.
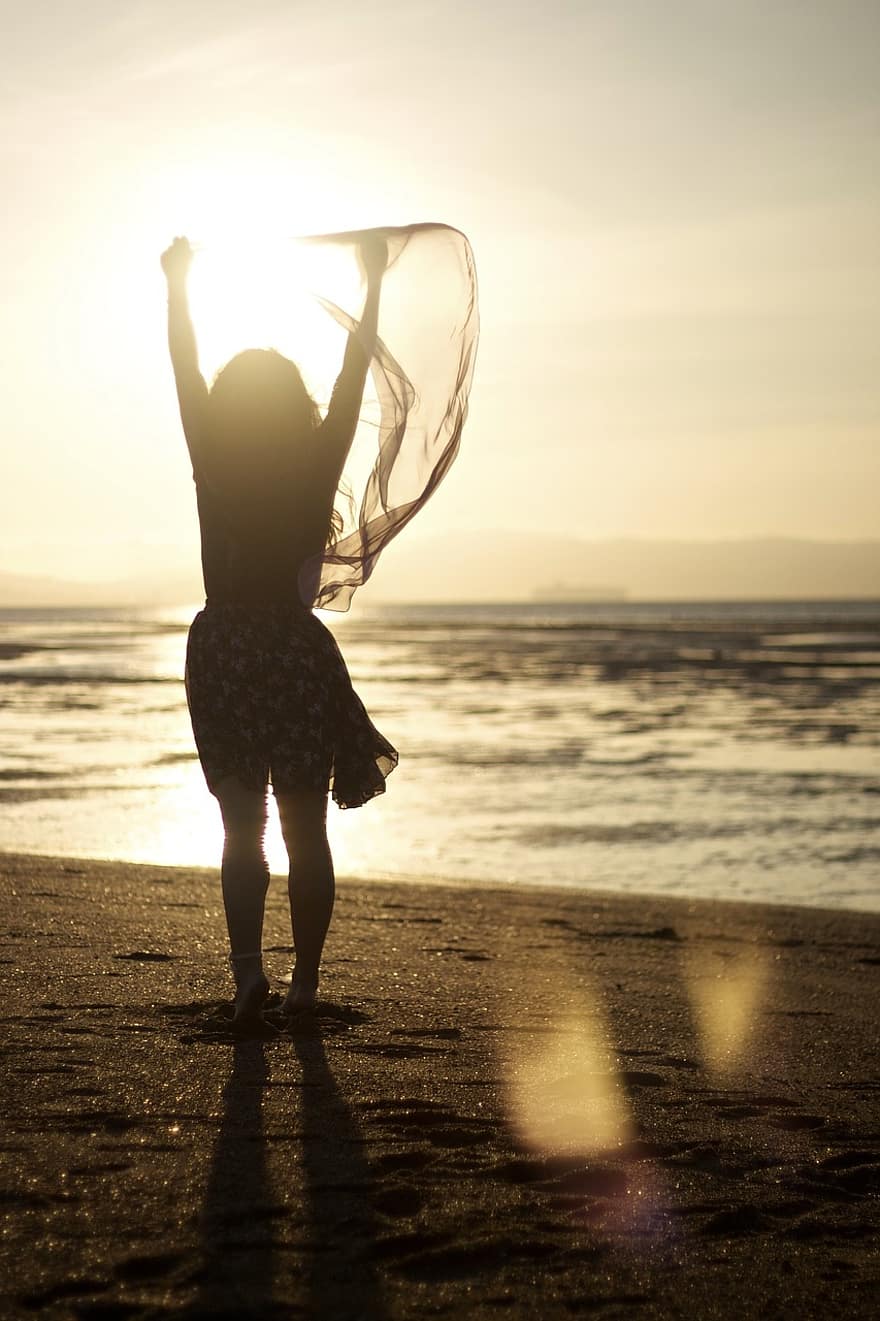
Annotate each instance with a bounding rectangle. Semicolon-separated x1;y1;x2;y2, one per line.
1;601;878;911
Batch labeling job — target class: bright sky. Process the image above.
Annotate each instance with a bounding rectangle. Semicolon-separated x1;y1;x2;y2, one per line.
2;0;879;584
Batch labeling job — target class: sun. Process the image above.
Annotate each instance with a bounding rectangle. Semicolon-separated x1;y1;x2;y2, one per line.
157;152;379;408
187;235;363;409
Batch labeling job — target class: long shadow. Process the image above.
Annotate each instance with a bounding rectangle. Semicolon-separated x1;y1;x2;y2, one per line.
186;1038;279;1318
292;1019;389;1321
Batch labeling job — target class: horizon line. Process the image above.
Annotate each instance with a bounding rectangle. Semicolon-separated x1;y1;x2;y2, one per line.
2;593;879;611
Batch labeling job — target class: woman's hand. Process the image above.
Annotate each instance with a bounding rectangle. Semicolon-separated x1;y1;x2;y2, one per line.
358;233;388;281
161;236;194;286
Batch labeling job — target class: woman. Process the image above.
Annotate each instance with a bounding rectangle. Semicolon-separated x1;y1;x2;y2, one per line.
161;233;397;1029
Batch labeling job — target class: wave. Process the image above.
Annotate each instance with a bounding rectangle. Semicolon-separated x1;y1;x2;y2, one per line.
514;813;880;848
0;673;181;686
0;784;140;803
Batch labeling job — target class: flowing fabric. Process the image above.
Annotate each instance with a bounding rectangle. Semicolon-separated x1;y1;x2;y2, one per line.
189;223;479;611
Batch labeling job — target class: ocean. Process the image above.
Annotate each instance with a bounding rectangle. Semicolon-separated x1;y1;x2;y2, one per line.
1;601;878;911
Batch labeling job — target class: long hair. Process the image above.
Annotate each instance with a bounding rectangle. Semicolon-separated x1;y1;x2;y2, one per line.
203;348;342;547
207;349;320;471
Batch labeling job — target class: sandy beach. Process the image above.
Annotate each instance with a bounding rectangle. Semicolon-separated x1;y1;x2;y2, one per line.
1;851;878;1318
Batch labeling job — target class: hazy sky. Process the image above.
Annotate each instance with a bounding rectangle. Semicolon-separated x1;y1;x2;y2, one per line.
2;0;879;583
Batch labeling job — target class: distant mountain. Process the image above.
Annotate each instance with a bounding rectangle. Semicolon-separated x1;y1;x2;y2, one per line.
1;537;878;606
0;567;203;608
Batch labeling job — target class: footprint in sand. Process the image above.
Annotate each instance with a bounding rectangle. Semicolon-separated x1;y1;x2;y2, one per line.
375;1151;434;1174
372;1185;424;1217
113;951;175;962
771;1113;827;1132
114;1251;187;1282
422;944;491;962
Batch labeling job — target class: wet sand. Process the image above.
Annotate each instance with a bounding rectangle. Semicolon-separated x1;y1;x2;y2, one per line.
1;851;878;1318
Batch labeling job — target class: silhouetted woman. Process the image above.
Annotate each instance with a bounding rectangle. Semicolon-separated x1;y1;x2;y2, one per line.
161;234;396;1029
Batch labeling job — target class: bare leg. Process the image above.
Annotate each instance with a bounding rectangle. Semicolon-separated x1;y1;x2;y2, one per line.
215;777;271;1023
277;790;334;1012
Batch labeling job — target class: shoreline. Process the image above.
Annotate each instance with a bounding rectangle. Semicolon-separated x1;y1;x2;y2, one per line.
4;848;880;920
2;851;879;1317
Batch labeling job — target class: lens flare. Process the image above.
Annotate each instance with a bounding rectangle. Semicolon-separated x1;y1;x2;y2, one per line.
506;995;633;1157
685;948;770;1077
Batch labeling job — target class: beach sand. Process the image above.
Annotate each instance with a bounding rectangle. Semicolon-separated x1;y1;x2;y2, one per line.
1;852;878;1319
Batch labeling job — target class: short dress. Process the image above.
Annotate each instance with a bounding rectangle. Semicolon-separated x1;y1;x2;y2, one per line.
185;601;397;807
181;338;398;808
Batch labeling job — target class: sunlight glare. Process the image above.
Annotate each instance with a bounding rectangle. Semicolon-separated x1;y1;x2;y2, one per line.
507;993;633;1156
152;152;385;408
685;948;770;1077
188;237;355;403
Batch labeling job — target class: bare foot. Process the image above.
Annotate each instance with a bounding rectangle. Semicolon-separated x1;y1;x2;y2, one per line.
282;978;317;1015
233;971;270;1021
229;953;270;1025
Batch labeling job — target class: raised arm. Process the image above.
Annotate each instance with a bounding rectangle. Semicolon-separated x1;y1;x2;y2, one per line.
319;235;388;481
160;237;208;466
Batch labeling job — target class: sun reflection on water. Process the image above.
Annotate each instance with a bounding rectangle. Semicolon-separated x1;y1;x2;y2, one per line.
144;767;371;882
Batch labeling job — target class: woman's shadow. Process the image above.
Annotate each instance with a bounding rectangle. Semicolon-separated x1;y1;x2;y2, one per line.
188;1014;388;1319
292;1019;389;1319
